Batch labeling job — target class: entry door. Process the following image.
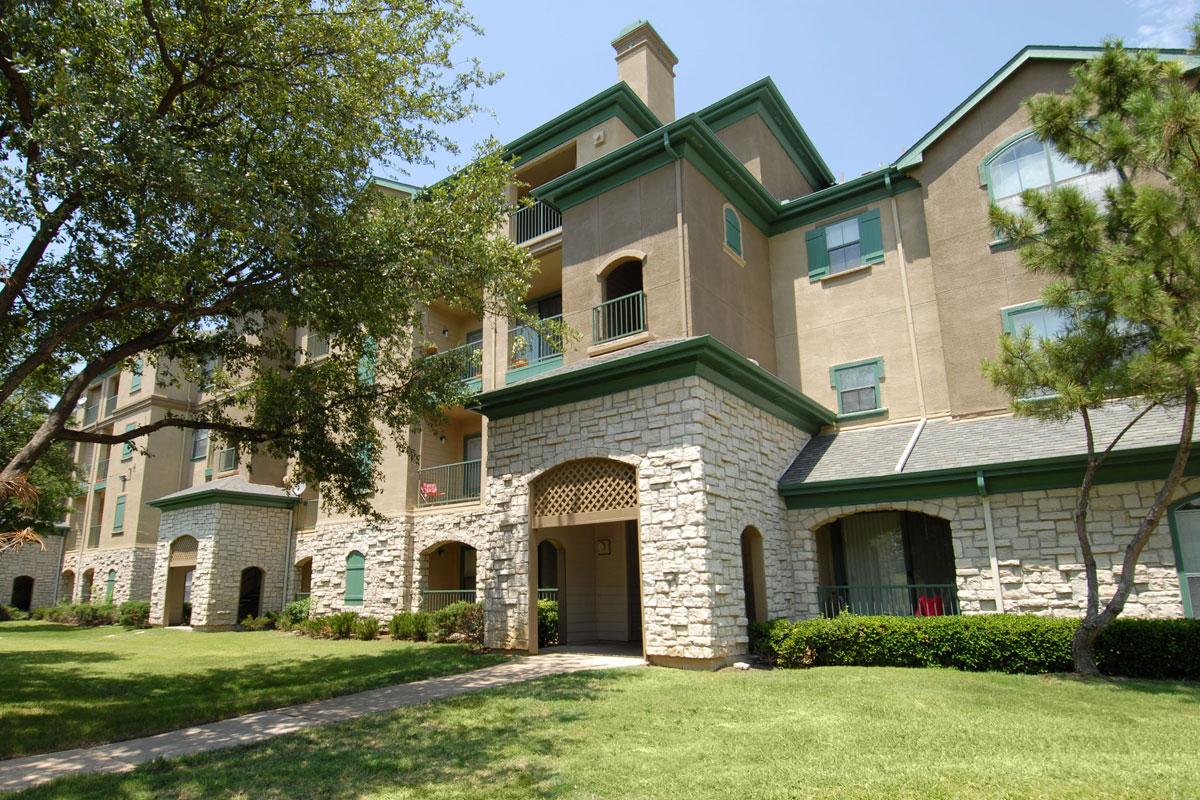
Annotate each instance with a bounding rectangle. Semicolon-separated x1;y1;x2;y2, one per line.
1176;508;1200;618
463;434;482;498
237;568;264;622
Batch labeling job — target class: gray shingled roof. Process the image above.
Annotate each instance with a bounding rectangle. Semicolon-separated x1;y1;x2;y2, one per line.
152;475;294;504
782;402;1197;486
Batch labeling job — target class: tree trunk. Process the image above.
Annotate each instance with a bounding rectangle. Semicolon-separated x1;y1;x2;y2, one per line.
1072;615;1103;676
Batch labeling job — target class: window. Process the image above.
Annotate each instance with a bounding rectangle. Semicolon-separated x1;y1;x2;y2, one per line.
130;359;143;393
1001;301;1069;341
105;570;116;604
357;336;377;385
723;205;743;258
197;357;218;392
344;551;365;606
305;331;329;361
830;358;885;418
806;209;884;282
218;446;237;472
191;428;209;461
982;131;1119;217
1170;496;1200;618
112;495;126;533
121;423;136;461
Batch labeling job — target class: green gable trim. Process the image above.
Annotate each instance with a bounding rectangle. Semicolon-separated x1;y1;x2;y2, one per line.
369;176;422;196
697;77;835;191
774;168;920;235
505;83;661;166
474;336;835;435
149;489;297;513
894;45;1199;172
780;442;1200;510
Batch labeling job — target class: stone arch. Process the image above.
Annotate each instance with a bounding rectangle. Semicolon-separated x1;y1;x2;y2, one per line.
164;535;198;626
740;527;767;624
237;566;265;622
529;457;638;529
595;249;648;278
60;570;75;603
293;556;313;602
418;539;478;611
10;575;33;612
80;568;95;604
797;500;959;534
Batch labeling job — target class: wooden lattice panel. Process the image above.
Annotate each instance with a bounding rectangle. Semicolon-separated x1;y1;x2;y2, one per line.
169;536;198;567
531;459;637;526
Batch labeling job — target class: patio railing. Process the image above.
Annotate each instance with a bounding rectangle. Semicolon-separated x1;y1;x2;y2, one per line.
510;201;562;245
592;290;646;344
508;315;562;372
817;584;960;618
94;458;108;485
417;459;481;507
537;588;558;602
421;589;477;612
442;340;483;385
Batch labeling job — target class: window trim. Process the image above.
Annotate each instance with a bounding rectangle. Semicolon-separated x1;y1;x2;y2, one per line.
1167;493;1200;619
829;357;886;420
722;204;744;263
806;208;884;283
217;446;237;473
190;428;209;462
999;300;1068;402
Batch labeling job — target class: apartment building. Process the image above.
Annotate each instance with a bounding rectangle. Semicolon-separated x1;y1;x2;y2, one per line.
4;23;1198;668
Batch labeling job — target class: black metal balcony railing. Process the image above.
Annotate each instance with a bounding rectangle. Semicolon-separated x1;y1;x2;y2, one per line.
817;584;960;618
592;290;646;344
510;201;562;245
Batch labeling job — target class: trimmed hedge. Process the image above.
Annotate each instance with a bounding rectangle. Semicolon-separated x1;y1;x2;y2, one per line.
117;600;151;629
430;601;484;648
537;599;559;648
752;614;1200;681
388;611;432;641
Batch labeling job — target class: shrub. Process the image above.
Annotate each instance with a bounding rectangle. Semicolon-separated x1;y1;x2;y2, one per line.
388;611;432;641
30;606;50;620
327;611;359;640
117;600;151;628
354;616;380;641
181;601;192;625
300;617;328;638
240;612;277;631
430;601;484;648
0;604;29;621
753;614;1200;680
73;603;116;627
281;597;311;629
537;599;559;648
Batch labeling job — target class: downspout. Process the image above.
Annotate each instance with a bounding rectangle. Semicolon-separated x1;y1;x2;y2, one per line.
976;471;1006;612
888;171;928;473
665;130;693;336
281;503;295;612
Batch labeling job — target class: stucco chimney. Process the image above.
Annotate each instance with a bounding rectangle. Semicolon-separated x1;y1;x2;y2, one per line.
612;20;678;123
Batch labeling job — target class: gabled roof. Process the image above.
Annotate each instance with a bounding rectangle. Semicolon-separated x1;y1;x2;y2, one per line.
504;83;663;166
148;476;297;512
779;403;1200;509
894;45;1200;171
369;176;422;195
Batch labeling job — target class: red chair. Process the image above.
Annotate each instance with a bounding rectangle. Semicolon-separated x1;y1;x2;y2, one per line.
419;482;443;502
916;595;945;617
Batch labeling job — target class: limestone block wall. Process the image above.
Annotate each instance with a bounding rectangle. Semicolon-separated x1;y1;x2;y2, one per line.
67;545;156;604
295;518;407;620
787;475;1198;620
0;535;65;609
150;504;218;626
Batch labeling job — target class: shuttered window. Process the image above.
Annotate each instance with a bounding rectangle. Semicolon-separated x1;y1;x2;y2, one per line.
112;495;126;533
806;209;884;282
344;551;365;606
130;359;143;392
723;206;743;257
105;570;116;604
121;423;136;460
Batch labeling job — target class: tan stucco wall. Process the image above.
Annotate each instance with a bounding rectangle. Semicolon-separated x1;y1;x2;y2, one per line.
913;60;1077;417
683;161;777;372
768;188;949;422
536;521;629;643
575;117;637;167
713;113;813;201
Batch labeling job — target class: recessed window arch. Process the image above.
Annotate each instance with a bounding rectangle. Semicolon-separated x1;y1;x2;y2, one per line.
1169;494;1200;618
345;551;365;607
722;204;743;259
981;129;1119;216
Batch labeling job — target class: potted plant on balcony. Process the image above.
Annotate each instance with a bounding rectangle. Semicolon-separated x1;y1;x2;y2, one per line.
422;341;439;356
510;334;529;368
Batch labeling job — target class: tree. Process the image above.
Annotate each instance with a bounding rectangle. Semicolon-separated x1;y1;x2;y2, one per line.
0;377;75;547
0;1;537;516
984;34;1200;675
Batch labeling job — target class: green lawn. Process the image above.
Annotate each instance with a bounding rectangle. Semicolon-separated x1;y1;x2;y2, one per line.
15;665;1200;799
0;621;504;758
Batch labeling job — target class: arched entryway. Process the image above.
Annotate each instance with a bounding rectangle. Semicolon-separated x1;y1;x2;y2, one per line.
815;510;958;616
237;567;265;622
740;527;766;624
529;458;642;652
80;569;94;604
10;575;33;612
537;539;567;644
293;557;312;602
420;542;476;611
165;535;197;625
596;258;645;342
60;570;75;604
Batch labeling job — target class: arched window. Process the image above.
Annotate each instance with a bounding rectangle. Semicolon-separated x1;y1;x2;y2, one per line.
105;569;117;604
345;551;365;607
1170;495;1200;618
982;131;1118;216
723;205;743;258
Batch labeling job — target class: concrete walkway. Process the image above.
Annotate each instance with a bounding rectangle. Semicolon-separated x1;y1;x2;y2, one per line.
0;651;645;794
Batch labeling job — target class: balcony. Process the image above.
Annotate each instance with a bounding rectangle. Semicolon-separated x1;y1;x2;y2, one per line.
510;201;562;246
537;588;558;602
87;525;101;549
592;291;646;344
417;459;481;507
83;403;99;426
443;340;483;393
507;316;563;384
817;584;960;618
104;393;117;418
93;458;109;488
421;589;476;612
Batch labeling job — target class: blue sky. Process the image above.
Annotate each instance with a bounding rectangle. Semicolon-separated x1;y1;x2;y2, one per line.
394;0;1200;186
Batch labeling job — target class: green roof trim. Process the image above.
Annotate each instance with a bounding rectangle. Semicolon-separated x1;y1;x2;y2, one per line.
148;488;297;513
773;168;920;233
473;336;835;435
504;83;662;166
697;77;835;191
369;176;422;195
779;442;1200;509
894;45;1200;172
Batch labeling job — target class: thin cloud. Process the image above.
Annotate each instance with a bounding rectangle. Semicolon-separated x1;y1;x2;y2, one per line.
1131;0;1199;47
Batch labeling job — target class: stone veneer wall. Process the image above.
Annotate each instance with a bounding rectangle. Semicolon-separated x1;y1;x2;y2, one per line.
61;545;157;604
788;475;1199;619
294;519;408;619
0;535;65;608
150;502;292;627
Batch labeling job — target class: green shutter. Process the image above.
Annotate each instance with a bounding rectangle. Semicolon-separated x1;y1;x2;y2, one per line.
113;496;126;532
105;570;116;604
859;209;884;265
130;360;142;392
724;207;742;256
122;423;136;460
805;227;829;282
357;337;377;385
345;551;365;606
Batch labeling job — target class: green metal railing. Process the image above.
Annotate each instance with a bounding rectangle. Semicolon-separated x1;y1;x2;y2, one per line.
83;403;99;425
817;584;960;618
509;315;562;370
421;589;477;611
94;458;108;485
592;290;646;344
537;588;558;602
443;340;483;383
510;200;562;244
104;393;117;417
87;524;101;548
292;591;311;602
417;459;481;507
